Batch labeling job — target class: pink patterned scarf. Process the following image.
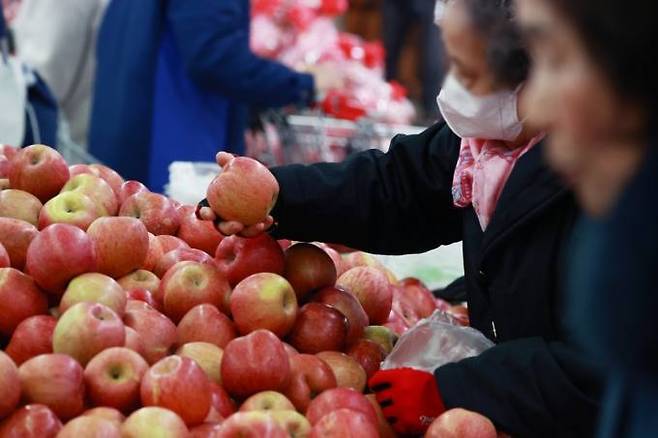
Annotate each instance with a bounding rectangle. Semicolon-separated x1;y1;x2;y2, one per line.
452;134;545;230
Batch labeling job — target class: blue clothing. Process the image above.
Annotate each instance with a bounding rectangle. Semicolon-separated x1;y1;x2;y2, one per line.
90;0;314;192
567;136;658;437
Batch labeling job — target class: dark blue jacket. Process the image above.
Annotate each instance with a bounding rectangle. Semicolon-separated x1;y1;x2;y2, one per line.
89;0;314;192
567;134;658;437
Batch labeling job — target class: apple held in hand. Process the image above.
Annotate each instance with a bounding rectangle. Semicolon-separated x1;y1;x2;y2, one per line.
221;329;291;399
160;261;231;323
316;351;367;393
120;192;180;236
313;286;368;345
9;144;70;203
0;267;48;336
53;302;126;366
60;272;127;317
283;243;337;300
240;391;296;412
4;315;57;365
231;273;298;337
177;342;224;385
84;347;149;413
0;351;20;419
305;387;377;427
0;404;63;438
309;408;379;438
288;303;348;354
177;205;223;255
425;408;498;438
0;217;38;270
121;407;189;438
283;354;337;413
336;266;393;325
0;189;42;226
206;156;279;226
25;223;97;294
177;304;237;349
140;355;212;426
215;233;285;287
88;216;150;278
60;173;119;216
18;353;86;420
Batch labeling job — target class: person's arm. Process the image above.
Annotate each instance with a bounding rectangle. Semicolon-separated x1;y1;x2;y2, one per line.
166;0;314;108
268;123;464;254
435;338;603;437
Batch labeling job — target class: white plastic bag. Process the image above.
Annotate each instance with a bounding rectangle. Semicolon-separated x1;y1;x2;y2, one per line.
381;311;494;373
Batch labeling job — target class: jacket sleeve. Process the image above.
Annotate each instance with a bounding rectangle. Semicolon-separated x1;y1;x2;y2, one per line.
166;0;314;108
269;123;464;254
434;338;603;437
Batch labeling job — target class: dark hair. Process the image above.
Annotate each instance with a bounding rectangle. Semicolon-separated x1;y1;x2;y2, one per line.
549;0;658;115
462;0;530;87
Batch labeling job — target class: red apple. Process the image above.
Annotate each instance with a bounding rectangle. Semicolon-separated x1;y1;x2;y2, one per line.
123;325;146;357
61;173;119;215
215;411;288;438
362;325;397;354
346;339;385;379
283;354;337;413
38;191;103;230
309;408;379;438
4;315;56;365
365;394;397;438
240;391;295;412
154;247;216;278
84;347;149;413
316;351;367;392
314;242;344;276
0;267;48;336
119;269;160;293
160;261;231;323
121;407;189;438
82;407;125;426
53;302;125;365
18;354;85;420
283;243;337;300
120;192;180;236
206;382;236;421
57;416;121;438
425;408;498;438
125;288;161;311
305;387;377;426
156;234;190;254
336;267;393;325
215;234;285;287
269;410;312;438
123;302;176;364
25;223;97;294
8;144;69;202
0;217;38;270
398;278;438;319
190;422;223;437
88;216;150;278
0;243;9;267
288;303;348;354
60;272;127;316
177;205;223;255
0;189;42;226
141;355;212;426
206;156;279;226
177;342;223;385
177;304;237;349
447;304;470;327
0;404;62;438
283;343;299;358
313;286;368;345
119;180;149;205
87;164;124;197
142;233;165;272
0;351;20;419
221;330;290;399
231;273;298;337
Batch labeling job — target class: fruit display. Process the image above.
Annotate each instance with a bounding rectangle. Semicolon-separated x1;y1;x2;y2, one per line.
0;144;500;437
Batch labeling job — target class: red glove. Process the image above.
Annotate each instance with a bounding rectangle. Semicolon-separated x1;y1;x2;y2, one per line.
369;367;445;436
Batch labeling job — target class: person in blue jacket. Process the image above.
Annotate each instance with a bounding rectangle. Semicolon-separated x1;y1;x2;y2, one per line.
89;0;336;193
517;0;658;436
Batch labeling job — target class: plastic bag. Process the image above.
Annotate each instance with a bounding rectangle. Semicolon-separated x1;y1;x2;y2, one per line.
381;311;494;373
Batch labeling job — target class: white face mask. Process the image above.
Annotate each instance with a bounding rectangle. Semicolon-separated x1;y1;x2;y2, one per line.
437;72;523;141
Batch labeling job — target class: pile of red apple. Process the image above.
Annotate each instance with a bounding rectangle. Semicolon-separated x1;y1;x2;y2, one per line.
0;144;492;437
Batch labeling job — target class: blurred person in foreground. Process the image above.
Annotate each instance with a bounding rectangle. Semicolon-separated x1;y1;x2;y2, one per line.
89;0;338;193
199;0;603;435
517;0;658;436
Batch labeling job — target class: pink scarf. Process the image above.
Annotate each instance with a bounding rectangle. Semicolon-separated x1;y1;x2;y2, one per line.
452;134;545;230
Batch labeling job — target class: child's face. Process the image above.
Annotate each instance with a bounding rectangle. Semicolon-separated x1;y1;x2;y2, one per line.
516;0;647;216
